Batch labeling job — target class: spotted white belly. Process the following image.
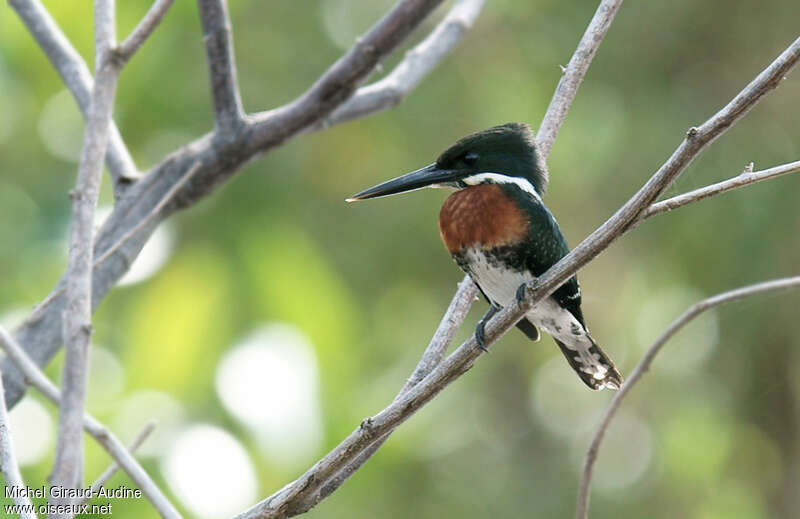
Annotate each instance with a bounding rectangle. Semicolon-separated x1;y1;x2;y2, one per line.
461;247;590;351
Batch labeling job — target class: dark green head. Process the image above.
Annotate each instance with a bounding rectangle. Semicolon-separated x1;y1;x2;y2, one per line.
347;122;548;202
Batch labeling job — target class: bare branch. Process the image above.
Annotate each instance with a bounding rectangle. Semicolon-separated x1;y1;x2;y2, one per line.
0;371;36;519
117;0;176;62
197;0;245;134
247;0;447;148
317;0;486;129
272;278;479;517
643;159;800;219
576;276;800;519
52;0;119;494
0;327;180;519
2;0;464;409
536;0;624;158
93;160;202;267
8;0;138;188
75;421;157;508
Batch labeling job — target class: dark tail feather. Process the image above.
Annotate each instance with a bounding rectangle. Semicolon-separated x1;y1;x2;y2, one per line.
553;337;623;391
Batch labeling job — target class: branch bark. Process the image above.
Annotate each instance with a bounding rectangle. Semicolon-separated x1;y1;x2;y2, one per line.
8;0;137;188
536;0;624;158
576;276;800;519
51;0;119;497
0;371;36;519
643;159;800;219
0;327;180;519
197;0;245;134
117;0;176;62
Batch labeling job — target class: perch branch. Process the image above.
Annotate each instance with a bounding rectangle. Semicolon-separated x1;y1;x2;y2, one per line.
52;0;118;495
536;0;624;157
0;371;36;519
0;327;180;519
576;275;800;519
8;0;137;187
197;0;245;134
117;0;176;62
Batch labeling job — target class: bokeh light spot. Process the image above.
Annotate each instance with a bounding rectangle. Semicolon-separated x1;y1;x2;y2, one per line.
572;412;653;493
216;323;323;466
8;397;53;466
162;424;257;519
118;223;175;286
38;89;84;162
531;357;613;437
112;390;185;458
635;286;719;374
87;346;126;411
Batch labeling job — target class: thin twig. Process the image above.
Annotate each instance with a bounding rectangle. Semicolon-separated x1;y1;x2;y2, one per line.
52;0;119;496
8;0;137;187
576;276;800;519
536;0;624;158
75;421;157;508
315;0;486;130
0;327;181;519
197;0;245;134
117;0;176;62
0;371;36;519
642;159;800;219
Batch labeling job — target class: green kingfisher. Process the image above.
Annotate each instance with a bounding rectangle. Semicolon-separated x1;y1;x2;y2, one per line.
347;123;622;390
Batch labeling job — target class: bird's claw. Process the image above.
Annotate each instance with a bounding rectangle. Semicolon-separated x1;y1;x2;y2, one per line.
474;304;499;353
515;283;528;306
475;322;489;352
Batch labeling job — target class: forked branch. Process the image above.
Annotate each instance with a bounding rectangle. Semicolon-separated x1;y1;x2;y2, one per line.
8;0;137;186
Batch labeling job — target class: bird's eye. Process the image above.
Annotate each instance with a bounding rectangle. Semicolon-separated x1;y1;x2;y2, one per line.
463;152;479;166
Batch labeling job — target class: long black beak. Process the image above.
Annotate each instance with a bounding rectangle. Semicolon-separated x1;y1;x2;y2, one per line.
346;163;461;202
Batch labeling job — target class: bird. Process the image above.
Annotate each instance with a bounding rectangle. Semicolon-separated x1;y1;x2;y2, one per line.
346;122;622;391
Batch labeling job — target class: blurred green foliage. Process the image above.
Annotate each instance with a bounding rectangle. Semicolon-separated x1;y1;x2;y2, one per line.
1;0;800;518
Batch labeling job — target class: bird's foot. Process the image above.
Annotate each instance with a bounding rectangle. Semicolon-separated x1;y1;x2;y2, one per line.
475;304;499;352
515;282;528;306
